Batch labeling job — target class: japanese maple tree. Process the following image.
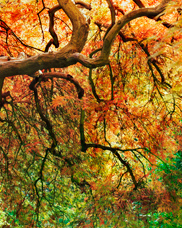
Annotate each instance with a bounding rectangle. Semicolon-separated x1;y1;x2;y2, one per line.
0;0;182;226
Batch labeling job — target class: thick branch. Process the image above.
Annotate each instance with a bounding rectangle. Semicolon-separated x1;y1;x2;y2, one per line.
100;0;171;59
46;0;91;51
57;0;89;51
46;5;60;51
0;0;171;77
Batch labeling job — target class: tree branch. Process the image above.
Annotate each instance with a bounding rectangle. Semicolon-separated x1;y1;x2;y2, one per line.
132;0;145;8
42;72;84;99
100;0;171;59
0;0;171;77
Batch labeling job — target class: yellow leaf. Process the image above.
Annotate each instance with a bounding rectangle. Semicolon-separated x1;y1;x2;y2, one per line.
172;84;182;95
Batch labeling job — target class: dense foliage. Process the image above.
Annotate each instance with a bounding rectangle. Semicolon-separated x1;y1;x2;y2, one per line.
0;0;182;227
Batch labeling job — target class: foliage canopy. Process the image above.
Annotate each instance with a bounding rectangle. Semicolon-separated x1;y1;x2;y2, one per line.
0;0;182;227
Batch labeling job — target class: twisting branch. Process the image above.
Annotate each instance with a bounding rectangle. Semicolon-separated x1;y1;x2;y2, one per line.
100;0;171;59
29;75;59;155
0;0;171;77
45;0;91;51
41;72;84;99
45;5;61;52
72;0;171;65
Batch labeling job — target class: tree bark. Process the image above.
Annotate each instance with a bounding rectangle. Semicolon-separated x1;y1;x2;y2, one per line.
0;0;171;78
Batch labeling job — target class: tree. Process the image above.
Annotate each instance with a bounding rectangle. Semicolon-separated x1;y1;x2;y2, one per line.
0;0;182;226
